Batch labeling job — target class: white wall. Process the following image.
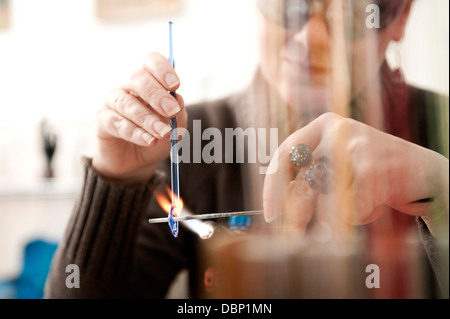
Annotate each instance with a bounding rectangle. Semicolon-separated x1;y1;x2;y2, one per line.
387;0;449;96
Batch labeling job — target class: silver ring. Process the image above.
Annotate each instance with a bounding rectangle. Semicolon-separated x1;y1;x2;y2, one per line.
305;156;329;194
289;144;312;167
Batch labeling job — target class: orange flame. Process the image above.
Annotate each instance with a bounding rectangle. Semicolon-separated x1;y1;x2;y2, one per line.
154;185;184;217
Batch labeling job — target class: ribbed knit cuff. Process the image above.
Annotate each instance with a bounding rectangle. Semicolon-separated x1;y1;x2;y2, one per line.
51;157;165;294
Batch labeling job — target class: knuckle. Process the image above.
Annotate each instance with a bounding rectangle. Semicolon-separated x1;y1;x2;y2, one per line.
144;86;162;100
143;52;176;84
128;69;166;102
131;127;143;140
334;116;352;133
129;69;149;90
136;112;154;127
115;93;135;113
121;125;135;140
112;116;133;140
328;117;355;145
319;111;340;123
346;135;369;156
145;51;165;62
111;115;123;131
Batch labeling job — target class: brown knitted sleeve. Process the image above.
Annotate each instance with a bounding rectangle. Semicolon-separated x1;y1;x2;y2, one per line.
44;157;165;298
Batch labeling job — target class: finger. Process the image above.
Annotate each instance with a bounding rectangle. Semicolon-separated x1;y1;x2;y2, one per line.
263;112;339;223
122;69;181;118
142;52;180;91
281;142;328;232
106;89;173;139
283;174;319;233
98;107;157;147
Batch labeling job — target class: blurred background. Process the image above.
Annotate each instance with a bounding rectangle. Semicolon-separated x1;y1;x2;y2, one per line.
0;0;448;298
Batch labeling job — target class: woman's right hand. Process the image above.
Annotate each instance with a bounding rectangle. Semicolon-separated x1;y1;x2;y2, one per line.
92;52;187;185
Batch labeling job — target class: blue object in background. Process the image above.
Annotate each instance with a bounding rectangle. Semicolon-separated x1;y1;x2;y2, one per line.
228;216;252;231
0;239;58;299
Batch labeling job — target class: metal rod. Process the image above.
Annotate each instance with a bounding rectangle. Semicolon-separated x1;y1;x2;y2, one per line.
148;210;264;224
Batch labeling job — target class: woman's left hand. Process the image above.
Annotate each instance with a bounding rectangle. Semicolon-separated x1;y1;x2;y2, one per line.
263;112;449;237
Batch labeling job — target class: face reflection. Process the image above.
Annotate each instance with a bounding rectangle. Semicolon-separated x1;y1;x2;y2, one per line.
256;1;408;118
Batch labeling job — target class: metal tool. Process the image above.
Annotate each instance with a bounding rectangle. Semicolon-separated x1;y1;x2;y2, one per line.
148;210;264;224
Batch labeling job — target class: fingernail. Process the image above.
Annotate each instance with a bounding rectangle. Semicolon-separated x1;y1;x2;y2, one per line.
154;121;172;138
161;98;181;117
142;133;155;145
165;73;179;88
